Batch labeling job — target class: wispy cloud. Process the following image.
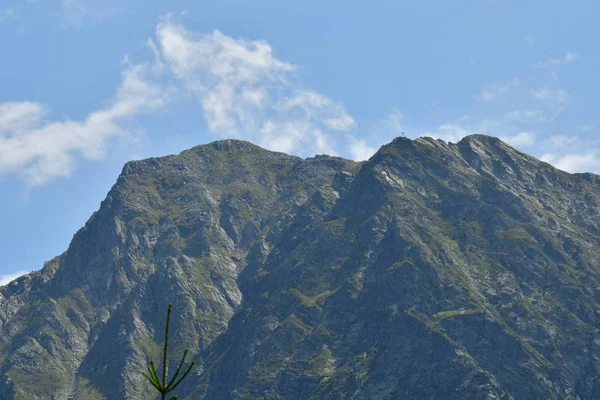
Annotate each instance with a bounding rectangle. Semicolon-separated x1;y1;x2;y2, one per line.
154;15;354;155
380;72;573;157
535;51;578;68
422;124;477;144
1;15;355;184
500;131;536;147
0;270;28;286
371;112;498;149
540;135;600;173
414;119;538;150
1;14;589;182
347;137;377;161
475;78;519;102
416;123;538;151
345;108;405;161
541;152;600;173
0;56;168;185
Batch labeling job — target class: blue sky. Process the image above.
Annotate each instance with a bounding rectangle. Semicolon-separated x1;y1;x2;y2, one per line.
1;0;599;283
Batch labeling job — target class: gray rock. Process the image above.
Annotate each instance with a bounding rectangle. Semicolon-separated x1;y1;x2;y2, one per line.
2;135;600;399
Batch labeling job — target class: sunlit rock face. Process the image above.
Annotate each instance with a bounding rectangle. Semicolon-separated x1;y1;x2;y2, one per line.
2;135;600;399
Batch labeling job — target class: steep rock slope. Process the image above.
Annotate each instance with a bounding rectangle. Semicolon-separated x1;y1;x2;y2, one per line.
2;135;600;399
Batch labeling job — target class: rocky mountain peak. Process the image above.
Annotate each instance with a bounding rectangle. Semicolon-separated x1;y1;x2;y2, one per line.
2;135;600;399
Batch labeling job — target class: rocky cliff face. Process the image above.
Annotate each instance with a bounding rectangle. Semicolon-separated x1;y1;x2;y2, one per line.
2;135;600;399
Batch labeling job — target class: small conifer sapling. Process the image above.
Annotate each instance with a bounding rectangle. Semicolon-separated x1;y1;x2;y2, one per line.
142;304;195;400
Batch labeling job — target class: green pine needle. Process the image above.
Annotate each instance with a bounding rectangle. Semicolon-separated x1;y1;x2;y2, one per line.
141;304;196;400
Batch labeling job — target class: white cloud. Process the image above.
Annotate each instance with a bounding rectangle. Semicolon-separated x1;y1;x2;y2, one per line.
5;14;584;183
0;270;28;286
0;102;48;133
278;90;355;132
475;78;519;102
370;112;492;148
422;124;477;143
259;120;338;155
535;51;578;68
348;136;377;161
0;56;168;185
346;108;405;160
154;15;354;156
366;111;486;153
414;124;597;173
325;114;355;131
541;152;600;173
500;131;536;147
539;135;600;173
1;16;356;184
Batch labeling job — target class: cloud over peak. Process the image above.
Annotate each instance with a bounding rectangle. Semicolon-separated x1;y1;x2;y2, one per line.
154;17;354;155
0;16;356;185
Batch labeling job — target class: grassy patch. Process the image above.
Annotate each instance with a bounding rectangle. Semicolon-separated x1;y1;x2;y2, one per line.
433;308;484;320
387;258;414;271
288;287;340;310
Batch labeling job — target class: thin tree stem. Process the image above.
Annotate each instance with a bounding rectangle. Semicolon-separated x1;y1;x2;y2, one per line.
163;304;172;388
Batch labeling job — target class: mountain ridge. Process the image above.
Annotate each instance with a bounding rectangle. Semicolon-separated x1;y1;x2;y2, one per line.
2;134;600;399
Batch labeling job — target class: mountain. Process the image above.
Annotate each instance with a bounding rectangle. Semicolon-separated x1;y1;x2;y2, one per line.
2;135;600;399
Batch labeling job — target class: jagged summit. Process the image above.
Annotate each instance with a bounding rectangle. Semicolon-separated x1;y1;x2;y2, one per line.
123;134;561;184
2;134;600;399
